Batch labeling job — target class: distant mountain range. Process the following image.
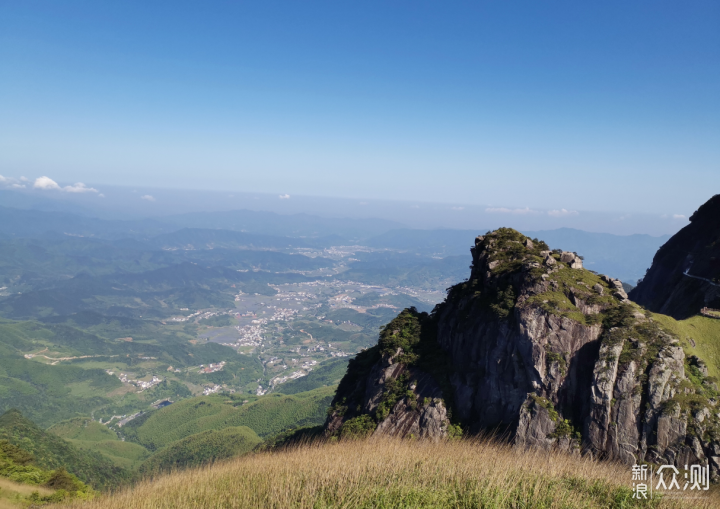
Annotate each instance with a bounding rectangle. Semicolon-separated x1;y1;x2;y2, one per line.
0;205;667;284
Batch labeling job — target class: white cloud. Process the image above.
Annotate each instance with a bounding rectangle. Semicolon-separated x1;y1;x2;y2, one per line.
63;182;98;193
451;206;465;211
359;201;368;205
410;205;420;209
33;176;62;190
279;194;290;199
0;175;26;188
33;176;98;193
141;195;156;202
485;207;539;215
672;214;686;220
547;209;579;217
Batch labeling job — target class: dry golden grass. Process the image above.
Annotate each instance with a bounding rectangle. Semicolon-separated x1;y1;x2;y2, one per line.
0;477;54;508
61;437;719;509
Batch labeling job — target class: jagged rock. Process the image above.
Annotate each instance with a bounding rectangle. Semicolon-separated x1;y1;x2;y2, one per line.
560;252;575;263
325;227;720;480
695;407;710;423
587;340;623;453
516;399;555;448
656;406;687;452
630;194;720;319
558;252;583;269
374;397;449;440
689;355;709;377
609;361;642;463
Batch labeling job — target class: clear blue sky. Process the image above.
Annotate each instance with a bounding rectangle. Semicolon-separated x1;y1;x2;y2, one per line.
1;1;718;220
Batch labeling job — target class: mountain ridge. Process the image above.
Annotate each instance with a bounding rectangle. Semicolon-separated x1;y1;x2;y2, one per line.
630;194;720;319
326;227;720;477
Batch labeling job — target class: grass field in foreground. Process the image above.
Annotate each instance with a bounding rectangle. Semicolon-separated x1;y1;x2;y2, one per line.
0;477;54;509
60;437;720;509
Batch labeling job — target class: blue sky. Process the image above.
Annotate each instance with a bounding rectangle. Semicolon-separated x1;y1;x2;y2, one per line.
1;1;718;224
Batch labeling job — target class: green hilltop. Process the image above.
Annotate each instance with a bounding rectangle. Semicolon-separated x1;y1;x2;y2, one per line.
121;386;334;451
139;426;261;474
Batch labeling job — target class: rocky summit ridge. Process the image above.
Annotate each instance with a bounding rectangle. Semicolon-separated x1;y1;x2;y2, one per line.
326;227;720;478
630;193;720;319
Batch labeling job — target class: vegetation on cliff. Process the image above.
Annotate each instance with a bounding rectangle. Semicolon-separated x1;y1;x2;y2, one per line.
328;308;460;438
325;227;720;479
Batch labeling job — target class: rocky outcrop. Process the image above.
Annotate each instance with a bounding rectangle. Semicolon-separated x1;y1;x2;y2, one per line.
630;194;720;319
325;312;457;440
326;227;720;478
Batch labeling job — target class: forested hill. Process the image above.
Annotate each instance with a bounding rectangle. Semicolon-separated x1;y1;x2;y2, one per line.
0;409;130;490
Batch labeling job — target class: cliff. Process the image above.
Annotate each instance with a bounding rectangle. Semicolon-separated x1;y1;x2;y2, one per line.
326;228;720;478
630;194;720;319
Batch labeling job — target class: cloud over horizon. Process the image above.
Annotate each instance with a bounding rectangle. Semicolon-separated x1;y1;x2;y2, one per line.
33;176;99;193
485;207;539;215
141;195;156;201
0;175;26;189
547;209;579;217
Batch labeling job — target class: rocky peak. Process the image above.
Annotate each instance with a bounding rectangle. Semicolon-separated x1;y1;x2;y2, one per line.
326;227;720;479
630;194;720;318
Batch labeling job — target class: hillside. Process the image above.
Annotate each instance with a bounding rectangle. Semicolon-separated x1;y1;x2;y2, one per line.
60;437;718;508
0;409;129;490
121;386;334;451
326;228;720;477
49;418;150;470
275;357;348;395
139;426;261;474
630;194;720;318
0;438;93;506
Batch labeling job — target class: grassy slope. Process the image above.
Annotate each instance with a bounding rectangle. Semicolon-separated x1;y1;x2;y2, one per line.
0;476;54;509
0;410;129;490
49;418;150;470
123;386;334;451
651;313;720;378
275;358;348;395
60;437;719;509
139;426;261;474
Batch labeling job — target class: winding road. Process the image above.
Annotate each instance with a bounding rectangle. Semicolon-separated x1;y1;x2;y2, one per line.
683;268;720;288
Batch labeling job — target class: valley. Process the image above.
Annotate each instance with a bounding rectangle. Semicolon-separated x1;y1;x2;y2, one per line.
0;204;708;506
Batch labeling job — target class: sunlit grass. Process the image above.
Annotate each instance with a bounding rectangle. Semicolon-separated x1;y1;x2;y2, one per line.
0;477;53;508
61;437;719;508
652;313;720;377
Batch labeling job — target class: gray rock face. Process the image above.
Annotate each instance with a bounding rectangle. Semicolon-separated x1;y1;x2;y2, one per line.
560;251;584;269
630;194;720;319
374;396;449;439
326;228;720;478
